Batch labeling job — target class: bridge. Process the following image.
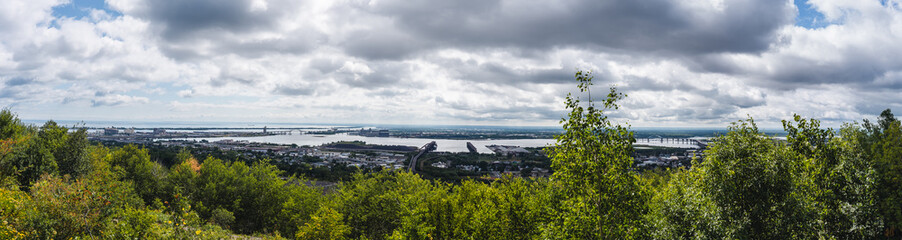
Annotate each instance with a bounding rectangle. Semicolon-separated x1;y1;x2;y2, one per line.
635;137;708;149
263;129;306;135
408;141;437;173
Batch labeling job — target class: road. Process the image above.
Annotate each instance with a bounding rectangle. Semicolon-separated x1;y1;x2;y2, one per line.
408;141;436;173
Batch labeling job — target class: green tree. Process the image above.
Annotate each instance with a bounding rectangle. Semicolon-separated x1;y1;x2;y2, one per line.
700;118;814;238
107;145;168;204
783;115;880;238
57;128;90;178
297;206;350;240
650;117;837;239
176;157;319;236
0;186;29;239
646;167;721;239
209;208;236;229
24;174;142;239
2;136;57;189
543;70;647;239
0;116;59;189
876;109;898;133
0;109;25;139
36;121;67;153
872;112;902;236
334;171;419;240
862;109;897;154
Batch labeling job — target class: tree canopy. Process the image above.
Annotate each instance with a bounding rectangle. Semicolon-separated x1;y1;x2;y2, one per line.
0;75;901;239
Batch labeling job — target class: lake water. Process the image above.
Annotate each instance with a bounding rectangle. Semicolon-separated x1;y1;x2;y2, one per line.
169;133;553;153
167;133;700;153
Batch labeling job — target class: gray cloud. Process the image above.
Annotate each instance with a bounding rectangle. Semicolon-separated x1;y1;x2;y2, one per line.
342;0;793;58
621;96;743;123
872;71;902;89
443;60;573;85
121;0;318;60
623;76;766;109
0;76;47;101
309;58;344;73
437;104;563;122
159;32;318;60
367;88;408;98
331;61;412;89
433;94;563;122
3;77;33;87
341;28;429;60
274;84;315;96
622;76;690;92
140;0;286;40
695;50;900;92
89;91;150;107
4;0;902;126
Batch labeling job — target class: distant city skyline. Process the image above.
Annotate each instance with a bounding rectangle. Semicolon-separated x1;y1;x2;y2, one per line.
2;0;901;128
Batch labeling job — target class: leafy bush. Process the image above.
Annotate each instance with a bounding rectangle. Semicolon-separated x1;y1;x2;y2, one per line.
209;208;235;229
0;186;29;239
296;207;349;240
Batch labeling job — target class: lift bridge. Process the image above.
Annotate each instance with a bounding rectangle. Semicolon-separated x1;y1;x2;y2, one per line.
264;129;305;135
635;136;707;149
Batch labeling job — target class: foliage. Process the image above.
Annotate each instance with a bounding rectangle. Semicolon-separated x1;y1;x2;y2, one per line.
646;167;720;239
785;116;880;238
333;171;420;239
0;109;25;140
1;135;57;190
868;109;902;236
0;186;29;239
107;144;168;205
697;118;814;238
24;173;142;239
57;127;90;178
101;207;167;239
544;70;647;239
296;206;349;240
323;171;560;240
3;78;902;240
170;156;320;236
0;119;90;190
649;115;889;239
209;208;236;229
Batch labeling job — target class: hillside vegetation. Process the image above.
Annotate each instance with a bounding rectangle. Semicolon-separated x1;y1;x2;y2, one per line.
1;71;902;239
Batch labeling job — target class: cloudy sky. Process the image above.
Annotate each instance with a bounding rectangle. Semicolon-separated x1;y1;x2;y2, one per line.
1;0;901;127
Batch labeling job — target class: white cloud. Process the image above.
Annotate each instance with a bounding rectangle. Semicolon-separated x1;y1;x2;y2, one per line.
91;94;149;106
1;0;901;127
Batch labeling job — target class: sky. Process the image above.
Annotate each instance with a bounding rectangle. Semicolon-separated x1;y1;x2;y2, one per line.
1;0;901;128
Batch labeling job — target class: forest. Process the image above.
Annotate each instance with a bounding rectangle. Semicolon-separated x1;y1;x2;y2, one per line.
2;71;902;239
